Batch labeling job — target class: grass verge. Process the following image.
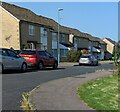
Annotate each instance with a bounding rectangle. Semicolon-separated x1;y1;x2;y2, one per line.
77;74;118;111
20;85;41;111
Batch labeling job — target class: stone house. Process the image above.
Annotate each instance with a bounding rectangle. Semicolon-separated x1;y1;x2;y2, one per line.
1;1;109;61
103;38;117;59
0;2;70;60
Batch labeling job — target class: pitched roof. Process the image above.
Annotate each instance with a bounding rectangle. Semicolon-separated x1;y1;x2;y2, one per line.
1;1;109;44
1;1;82;36
61;26;82;36
1;2;54;28
81;33;93;40
104;38;117;45
93;37;107;45
80;33;106;45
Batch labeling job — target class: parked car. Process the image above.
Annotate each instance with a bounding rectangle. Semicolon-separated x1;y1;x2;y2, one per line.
0;48;27;72
19;49;58;69
79;54;98;66
117;56;120;63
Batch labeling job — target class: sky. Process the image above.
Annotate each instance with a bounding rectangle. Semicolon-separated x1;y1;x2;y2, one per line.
11;2;118;41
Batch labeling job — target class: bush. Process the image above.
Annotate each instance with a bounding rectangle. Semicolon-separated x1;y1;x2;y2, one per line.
113;51;120;75
21;92;33;111
66;50;82;62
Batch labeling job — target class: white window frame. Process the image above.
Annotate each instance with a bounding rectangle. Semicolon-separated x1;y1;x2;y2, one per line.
40;27;48;49
52;32;57;42
29;25;35;36
61;34;65;42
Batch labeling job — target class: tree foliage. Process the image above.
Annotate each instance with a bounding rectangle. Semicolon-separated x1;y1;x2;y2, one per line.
66;50;82;62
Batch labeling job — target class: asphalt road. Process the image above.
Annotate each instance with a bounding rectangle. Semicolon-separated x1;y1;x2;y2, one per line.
2;62;114;110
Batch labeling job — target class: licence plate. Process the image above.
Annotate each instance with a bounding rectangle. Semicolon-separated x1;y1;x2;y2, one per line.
23;57;29;59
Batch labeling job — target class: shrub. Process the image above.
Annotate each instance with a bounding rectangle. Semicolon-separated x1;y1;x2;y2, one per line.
113;51;120;75
21;92;33;111
66;50;82;62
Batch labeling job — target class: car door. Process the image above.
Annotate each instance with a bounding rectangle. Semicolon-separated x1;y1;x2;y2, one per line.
7;49;21;69
45;52;54;66
38;51;48;66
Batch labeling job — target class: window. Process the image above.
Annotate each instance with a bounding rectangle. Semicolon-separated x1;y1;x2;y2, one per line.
29;25;35;36
74;38;77;44
52;49;57;58
52;32;57;41
38;51;46;56
45;52;51;57
52;33;57;49
79;39;81;43
61;34;65;42
7;50;17;58
41;27;47;37
40;27;48;50
74;38;77;49
21;50;36;55
0;49;8;56
60;49;68;57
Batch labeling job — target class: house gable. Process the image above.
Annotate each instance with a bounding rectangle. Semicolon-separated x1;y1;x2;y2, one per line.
1;5;20;49
0;5;19;22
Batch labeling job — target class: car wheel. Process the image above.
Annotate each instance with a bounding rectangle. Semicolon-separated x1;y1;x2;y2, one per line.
38;62;44;70
53;62;58;69
96;62;98;66
21;63;27;72
90;61;93;66
79;63;81;66
0;64;3;73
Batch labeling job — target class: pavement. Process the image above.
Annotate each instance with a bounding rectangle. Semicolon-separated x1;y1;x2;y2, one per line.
30;70;113;110
59;61;113;67
3;62;113;110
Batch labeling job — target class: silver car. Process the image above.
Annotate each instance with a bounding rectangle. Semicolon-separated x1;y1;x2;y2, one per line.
117;56;120;63
79;54;98;66
0;48;27;72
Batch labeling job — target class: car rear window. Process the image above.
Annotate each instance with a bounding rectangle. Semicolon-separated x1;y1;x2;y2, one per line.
20;50;36;55
81;55;90;58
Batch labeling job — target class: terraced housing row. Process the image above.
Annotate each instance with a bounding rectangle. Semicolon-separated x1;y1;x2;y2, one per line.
0;2;118;60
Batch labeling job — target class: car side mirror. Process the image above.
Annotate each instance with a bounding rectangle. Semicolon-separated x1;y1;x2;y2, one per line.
16;55;20;58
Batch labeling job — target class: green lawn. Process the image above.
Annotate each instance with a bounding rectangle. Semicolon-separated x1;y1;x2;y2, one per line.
77;74;118;111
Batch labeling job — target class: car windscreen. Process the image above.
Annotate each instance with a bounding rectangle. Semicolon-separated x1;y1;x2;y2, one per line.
14;50;21;54
20;50;36;55
80;55;90;58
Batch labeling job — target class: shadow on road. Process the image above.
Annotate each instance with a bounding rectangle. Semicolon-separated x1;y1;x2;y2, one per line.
2;67;65;74
73;63;101;67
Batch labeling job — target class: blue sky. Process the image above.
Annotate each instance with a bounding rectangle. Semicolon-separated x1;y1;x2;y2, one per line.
11;2;118;41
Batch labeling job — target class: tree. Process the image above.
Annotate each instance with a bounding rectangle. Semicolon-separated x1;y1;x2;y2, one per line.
66;50;82;62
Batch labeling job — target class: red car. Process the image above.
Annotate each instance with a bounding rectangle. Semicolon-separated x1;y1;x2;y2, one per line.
19;49;58;69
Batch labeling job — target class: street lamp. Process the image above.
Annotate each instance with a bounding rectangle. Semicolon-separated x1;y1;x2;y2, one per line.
57;8;63;65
